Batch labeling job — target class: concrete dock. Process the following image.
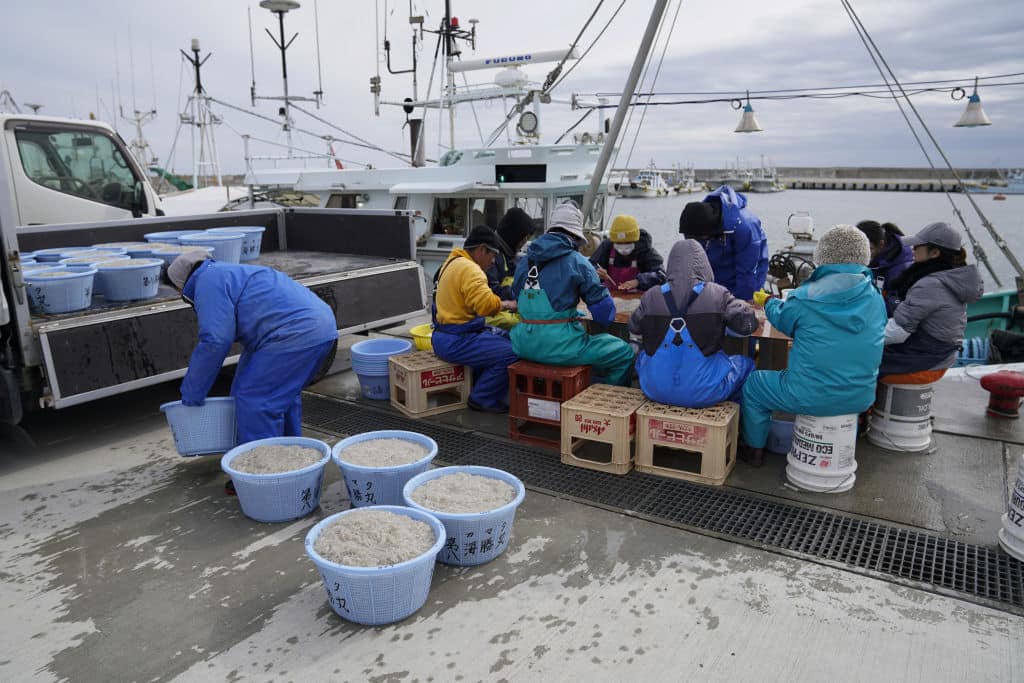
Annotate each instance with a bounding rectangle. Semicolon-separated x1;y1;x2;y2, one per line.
1;358;1023;681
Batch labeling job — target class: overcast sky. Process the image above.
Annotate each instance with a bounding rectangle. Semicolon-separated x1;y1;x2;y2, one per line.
1;0;1021;174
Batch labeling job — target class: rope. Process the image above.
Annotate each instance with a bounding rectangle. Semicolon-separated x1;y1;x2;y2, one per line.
550;0;628;93
840;0;1023;282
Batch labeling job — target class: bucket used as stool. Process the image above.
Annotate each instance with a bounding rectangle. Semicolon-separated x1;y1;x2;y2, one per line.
867;383;935;452
998;455;1024;562
785;414;858;493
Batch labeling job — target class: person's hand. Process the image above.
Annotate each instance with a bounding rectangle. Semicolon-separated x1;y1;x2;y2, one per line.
595;266;616;286
752;289;771;307
618;279;639;291
181;396;205;407
501;299;517;312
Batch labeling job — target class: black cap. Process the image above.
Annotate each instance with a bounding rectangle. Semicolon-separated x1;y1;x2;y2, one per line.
464;225;500;253
496;207;534;254
679;201;722;237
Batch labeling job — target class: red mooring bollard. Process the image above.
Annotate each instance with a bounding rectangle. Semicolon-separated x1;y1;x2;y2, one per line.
980;370;1024;418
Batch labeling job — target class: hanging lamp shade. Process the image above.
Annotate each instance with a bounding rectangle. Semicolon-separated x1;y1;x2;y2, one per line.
734;91;762;133
954;77;992;127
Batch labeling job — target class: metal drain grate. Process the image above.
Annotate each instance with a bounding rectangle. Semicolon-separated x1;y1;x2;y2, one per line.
303;393;1024;611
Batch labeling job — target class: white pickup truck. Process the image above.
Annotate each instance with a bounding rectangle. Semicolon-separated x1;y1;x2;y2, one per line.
0;115;426;425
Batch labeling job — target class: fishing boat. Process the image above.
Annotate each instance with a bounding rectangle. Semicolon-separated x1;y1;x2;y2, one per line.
749;156;785;192
614;163;671;198
673;164;702;193
970;169;1024;195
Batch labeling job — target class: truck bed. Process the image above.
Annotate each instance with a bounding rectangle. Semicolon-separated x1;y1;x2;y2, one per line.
29;251;399;324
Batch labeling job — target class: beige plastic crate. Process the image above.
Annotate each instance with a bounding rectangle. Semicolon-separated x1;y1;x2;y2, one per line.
389;350;470;417
635;400;739;485
560;384;647;475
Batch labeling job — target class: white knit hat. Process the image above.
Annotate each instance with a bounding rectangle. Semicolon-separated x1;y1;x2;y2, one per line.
814;224;871;266
547;203;585;241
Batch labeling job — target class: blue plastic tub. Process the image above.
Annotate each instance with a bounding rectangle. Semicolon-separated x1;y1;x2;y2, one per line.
144;230;199;244
22;263;65;274
124;243;173;258
91;242;151;251
305;506;446;625
355;373;390;400
18;252;35;263
86;246;129;256
767;415;796;455
160;397;237;456
403;466;526;566
24;268;97;313
332;430;438;507
60;254;131;271
209;226;266;261
222;436;332;523
178;232;244;263
32;246;93;262
351;338;413;378
148;245;215;268
95;258;163;301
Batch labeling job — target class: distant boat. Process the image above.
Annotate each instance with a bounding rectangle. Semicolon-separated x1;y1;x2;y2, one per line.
994;193;1007;201
969;169;1024;195
673;166;703;194
749;165;786;193
615;164;671;198
720;168;752;192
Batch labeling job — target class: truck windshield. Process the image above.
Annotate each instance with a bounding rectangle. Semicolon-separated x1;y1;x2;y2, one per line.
15;127;142;212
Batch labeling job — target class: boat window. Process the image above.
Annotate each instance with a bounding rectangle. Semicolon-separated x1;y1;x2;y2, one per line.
393;195;409;210
512;196;548;237
14;127;142;212
555;194;583;209
469;197;503;229
432;197;467;236
326;193;360;208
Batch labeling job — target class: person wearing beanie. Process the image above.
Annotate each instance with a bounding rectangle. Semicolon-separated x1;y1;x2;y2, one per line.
856;219;913;315
739;225;886;466
432;225;519;412
485;207;535;302
169;252;339;445
879;221;983;378
589;215;666;292
510;203;635;386
678;185;769;301
629;240;757;407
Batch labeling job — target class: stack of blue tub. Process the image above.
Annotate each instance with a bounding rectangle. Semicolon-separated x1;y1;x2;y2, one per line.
350;338;413;399
178;231;245;263
208;226;266;261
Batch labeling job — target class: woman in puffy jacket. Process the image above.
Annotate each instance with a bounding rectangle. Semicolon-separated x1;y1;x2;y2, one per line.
856;219;913;314
880;221;984;377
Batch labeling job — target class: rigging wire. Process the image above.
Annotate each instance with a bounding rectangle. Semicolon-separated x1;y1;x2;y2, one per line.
460;71;486;146
839;0;999;286
841;0;1023;281
554;109;595;144
550;0;628;94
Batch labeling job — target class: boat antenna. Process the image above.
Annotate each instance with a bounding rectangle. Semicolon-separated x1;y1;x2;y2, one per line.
582;0;670;224
313;0;325;105
252;0;325;157
840;0;1019;285
167;39;224;189
248;5;257;107
0;90;21;114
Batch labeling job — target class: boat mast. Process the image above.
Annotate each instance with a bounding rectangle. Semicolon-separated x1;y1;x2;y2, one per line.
582;0;670;226
444;0;456;149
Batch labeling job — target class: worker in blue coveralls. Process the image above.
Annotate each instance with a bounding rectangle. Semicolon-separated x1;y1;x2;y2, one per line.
432;226;519;412
629;239;757;407
679;185;769;301
739;225;886;466
510;203;635;386
167;252;339;444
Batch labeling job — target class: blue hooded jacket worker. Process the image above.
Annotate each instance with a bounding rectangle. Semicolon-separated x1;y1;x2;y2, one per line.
679;185;769;301
511;203;635;386
168;252;339;443
629;240;757;407
432;226;519;412
740;225;886;466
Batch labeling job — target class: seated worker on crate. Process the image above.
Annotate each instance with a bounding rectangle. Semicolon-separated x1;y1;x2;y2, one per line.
628;239;757;407
589;215;666;293
432;226;519;413
510;203;635;386
483;207;534;330
739;225;887;466
168;251;339;444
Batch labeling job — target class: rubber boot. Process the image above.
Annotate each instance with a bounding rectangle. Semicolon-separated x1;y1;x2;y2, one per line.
738;444;764;468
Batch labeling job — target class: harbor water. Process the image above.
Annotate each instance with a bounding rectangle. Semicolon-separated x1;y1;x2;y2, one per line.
611;189;1022;291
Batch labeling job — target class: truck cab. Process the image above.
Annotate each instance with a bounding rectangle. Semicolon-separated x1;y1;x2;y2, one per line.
1;114;163;225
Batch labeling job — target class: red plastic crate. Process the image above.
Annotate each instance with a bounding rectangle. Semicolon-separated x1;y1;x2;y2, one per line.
508;360;590;450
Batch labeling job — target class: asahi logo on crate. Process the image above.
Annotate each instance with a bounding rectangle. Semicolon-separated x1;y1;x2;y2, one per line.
420;365;465;389
572;413;612;436
647;419;708;447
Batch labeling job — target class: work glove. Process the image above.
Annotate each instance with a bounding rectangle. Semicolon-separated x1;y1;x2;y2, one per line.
752;289;771;307
181;397;206;407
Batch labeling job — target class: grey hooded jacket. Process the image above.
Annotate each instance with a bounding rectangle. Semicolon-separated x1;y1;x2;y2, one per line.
628;240;757;356
883;264;984;373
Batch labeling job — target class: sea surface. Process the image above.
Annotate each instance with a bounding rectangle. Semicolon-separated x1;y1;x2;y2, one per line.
607;189;1022;292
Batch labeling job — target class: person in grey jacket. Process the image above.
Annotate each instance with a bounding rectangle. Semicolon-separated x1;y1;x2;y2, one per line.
629;240;758;407
881;222;984;376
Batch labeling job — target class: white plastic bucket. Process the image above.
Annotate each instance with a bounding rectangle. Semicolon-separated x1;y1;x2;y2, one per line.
998;455;1024;562
867;383;934;452
785;413;858;493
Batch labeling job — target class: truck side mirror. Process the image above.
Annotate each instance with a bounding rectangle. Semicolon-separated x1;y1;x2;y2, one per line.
131;179;146;218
